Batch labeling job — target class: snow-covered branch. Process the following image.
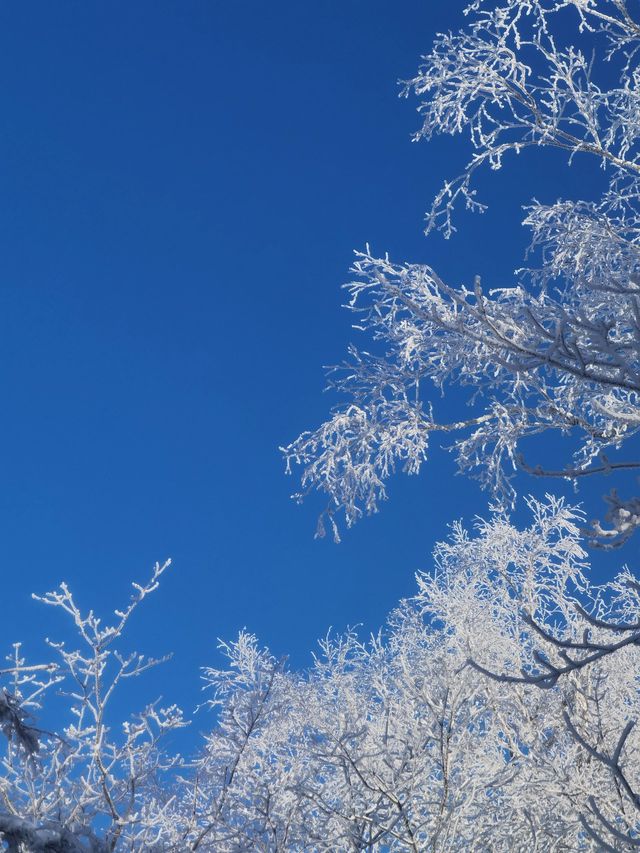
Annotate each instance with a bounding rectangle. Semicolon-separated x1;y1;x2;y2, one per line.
283;0;640;544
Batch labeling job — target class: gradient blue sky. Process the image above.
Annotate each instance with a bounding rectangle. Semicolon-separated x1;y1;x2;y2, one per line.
0;2;614;728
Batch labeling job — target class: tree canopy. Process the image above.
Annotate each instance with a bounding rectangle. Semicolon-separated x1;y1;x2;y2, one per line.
6;1;640;850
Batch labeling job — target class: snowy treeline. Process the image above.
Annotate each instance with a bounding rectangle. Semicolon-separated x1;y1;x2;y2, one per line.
4;500;640;850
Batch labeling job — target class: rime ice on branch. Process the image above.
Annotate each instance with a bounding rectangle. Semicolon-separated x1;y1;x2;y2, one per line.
282;0;640;546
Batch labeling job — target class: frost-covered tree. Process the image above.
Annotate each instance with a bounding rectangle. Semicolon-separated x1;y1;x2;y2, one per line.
0;560;187;852
5;500;640;850
283;0;640;547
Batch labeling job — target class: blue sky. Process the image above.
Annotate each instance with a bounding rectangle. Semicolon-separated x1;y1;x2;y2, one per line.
0;2;616;728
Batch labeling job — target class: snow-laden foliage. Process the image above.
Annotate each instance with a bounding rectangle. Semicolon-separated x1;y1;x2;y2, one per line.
5;500;640;850
282;0;640;546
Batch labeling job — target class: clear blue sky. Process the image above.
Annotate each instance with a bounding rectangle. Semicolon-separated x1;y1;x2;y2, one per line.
0;2;610;726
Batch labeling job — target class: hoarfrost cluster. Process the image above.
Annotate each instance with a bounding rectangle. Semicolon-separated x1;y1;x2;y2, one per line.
283;0;640;547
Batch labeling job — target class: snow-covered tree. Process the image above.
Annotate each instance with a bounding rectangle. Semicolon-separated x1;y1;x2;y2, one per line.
283;0;640;547
0;560;187;852
5;500;640;850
